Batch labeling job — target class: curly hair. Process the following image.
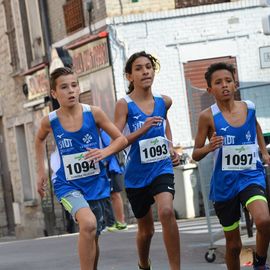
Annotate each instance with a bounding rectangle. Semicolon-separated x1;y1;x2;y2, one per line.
205;62;236;88
125;51;159;94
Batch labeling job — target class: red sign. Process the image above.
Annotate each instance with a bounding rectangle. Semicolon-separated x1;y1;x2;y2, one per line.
26;68;50;100
71;38;110;76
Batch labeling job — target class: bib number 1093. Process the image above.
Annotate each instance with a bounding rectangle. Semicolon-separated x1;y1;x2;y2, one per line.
139;136;170;163
142;144;168;159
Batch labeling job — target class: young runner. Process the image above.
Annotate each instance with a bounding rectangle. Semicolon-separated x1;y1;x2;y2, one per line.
114;51;180;270
35;67;127;270
192;62;270;270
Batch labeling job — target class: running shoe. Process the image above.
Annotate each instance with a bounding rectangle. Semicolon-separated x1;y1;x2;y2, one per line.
107;221;127;232
138;260;152;270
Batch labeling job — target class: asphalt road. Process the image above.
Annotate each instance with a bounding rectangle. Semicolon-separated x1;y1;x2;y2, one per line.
0;217;254;270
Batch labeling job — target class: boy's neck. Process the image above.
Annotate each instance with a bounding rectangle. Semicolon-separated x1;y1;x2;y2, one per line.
216;99;236;112
130;87;153;101
58;103;82;115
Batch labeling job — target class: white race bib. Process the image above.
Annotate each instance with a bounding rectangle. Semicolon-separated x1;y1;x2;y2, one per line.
222;144;257;171
139;136;170;163
62;151;100;180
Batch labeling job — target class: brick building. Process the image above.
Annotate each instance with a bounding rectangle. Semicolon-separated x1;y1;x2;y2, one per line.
0;0;269;239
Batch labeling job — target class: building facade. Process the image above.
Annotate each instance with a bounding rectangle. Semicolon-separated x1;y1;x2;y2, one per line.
0;0;269;239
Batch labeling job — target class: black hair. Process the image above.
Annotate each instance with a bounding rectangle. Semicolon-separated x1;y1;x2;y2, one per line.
50;67;74;90
204;62;236;88
124;51;159;94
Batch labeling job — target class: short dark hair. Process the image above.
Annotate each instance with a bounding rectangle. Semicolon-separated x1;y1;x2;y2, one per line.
50;67;74;90
124;51;159;94
204;62;236;88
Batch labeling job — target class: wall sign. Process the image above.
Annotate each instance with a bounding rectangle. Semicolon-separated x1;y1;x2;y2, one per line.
71;37;110;76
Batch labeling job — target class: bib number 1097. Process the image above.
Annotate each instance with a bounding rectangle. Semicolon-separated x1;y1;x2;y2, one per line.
222;144;257;171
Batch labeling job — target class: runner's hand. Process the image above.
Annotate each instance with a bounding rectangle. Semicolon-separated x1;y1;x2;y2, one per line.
37;174;48;198
85;148;105;163
208;132;223;152
170;149;180;167
141;117;163;133
262;153;270;166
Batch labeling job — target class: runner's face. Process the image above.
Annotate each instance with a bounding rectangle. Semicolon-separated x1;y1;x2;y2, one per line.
207;69;236;101
51;74;80;107
127;56;155;90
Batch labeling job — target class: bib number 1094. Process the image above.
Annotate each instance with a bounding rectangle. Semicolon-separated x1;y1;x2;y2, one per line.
63;152;100;180
66;160;97;176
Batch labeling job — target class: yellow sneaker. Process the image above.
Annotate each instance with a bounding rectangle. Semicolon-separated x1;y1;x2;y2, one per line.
107;221;127;232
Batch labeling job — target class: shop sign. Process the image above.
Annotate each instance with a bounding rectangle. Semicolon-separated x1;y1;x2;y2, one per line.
25;69;50;100
71;37;109;76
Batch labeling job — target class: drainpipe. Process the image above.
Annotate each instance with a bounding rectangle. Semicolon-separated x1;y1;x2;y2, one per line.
38;0;52;62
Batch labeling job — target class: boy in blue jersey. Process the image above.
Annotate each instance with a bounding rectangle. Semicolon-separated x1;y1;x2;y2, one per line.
114;51;180;270
35;67;127;270
192;62;270;270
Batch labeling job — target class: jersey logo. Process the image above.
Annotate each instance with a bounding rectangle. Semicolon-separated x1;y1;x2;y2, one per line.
220;126;229;132
132;121;144;131
246;131;251;142
58;138;73;149
57;133;64;139
83;133;92;144
133;114;141;120
223;135;235;145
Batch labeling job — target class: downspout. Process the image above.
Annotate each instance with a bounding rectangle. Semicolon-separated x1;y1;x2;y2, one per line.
108;18;128;99
38;0;52;62
118;0;123;15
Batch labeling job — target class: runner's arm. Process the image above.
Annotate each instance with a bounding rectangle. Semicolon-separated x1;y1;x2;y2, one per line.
89;106;127;160
35;116;51;197
114;98;162;146
192;110;223;161
256;119;270;165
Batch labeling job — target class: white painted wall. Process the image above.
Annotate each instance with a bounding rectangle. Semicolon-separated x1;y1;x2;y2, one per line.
108;1;270;147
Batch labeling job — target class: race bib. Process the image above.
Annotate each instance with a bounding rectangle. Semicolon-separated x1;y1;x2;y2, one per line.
139;136;170;163
62;151;100;181
222;144;257;171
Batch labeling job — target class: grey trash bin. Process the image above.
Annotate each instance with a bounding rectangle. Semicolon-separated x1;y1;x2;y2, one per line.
173;163;200;219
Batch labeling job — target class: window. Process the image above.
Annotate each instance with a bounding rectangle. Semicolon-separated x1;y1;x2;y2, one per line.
3;0;20;71
15;125;34;201
63;0;85;34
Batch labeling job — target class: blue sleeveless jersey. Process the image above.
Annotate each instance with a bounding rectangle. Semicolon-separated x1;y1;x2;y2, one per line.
123;94;173;188
210;100;265;202
49;104;110;201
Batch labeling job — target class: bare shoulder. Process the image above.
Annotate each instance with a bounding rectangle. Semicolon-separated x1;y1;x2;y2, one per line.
198;107;213;125
90;105;102;114
41;115;51;130
161;94;172;109
115;98;128;112
36;115;51;140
